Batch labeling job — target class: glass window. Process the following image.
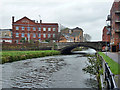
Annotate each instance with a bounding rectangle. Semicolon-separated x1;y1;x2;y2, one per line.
33;27;36;31
27;27;30;31
38;33;41;38
53;28;56;31
43;28;46;31
48;34;51;38
48;28;51;31
38;27;41;31
16;33;19;37
53;34;55;38
27;33;30;37
22;33;24;37
16;26;19;30
22;27;25;30
33;33;36;38
43;34;46;38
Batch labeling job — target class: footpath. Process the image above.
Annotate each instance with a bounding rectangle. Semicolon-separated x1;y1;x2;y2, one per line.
103;52;120;88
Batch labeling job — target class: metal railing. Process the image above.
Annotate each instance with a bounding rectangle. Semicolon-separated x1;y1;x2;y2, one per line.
99;55;117;89
104;62;117;89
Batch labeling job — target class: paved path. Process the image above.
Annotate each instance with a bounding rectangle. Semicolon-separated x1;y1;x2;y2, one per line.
104;52;120;64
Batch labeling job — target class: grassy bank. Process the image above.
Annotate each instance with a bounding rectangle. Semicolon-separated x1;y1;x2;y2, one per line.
1;50;61;64
98;52;120;75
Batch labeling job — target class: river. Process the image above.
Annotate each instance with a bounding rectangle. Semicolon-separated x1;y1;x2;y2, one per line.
1;49;98;88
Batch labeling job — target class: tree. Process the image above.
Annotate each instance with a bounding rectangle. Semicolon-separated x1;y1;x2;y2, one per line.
83;34;91;42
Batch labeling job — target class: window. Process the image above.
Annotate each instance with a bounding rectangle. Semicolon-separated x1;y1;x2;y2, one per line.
43;28;46;31
16;33;19;37
48;28;51;31
53;28;56;31
22;27;25;30
38;33;41;38
48;34;51;38
53;34;55;38
33;33;36;38
27;27;30;31
38;27;41;31
16;26;19;30
33;27;36;31
43;34;46;38
22;33;24;37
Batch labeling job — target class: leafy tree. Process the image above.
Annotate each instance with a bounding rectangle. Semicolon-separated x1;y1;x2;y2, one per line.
83;34;92;42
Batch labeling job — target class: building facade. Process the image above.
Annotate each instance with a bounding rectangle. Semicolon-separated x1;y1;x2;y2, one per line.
60;27;83;42
107;0;120;52
102;26;110;42
12;16;58;43
0;29;12;43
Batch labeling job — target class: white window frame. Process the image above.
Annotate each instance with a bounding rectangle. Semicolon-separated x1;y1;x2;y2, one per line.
33;27;36;31
38;33;41;38
43;28;46;31
53;28;56;31
16;33;19;37
22;27;25;30
48;28;51;31
43;34;46;38
38;27;41;31
27;27;30;31
53;34;55;38
48;34;51;38
16;26;19;30
33;33;36;38
22;33;24;37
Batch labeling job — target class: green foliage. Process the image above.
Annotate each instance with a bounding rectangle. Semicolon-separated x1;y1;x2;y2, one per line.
98;52;120;75
1;50;61;64
82;55;102;75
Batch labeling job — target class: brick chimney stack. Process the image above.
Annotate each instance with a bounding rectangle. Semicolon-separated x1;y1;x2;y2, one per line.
12;16;14;23
40;20;42;23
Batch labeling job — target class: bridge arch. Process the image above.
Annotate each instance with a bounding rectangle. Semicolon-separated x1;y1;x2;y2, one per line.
60;44;97;54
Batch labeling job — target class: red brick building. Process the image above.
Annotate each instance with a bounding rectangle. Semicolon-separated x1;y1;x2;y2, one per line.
102;26;110;42
107;0;120;52
12;16;58;43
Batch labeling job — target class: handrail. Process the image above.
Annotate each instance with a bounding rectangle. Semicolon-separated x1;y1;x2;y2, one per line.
99;55;117;89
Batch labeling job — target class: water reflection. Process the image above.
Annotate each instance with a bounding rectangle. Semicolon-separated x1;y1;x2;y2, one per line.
72;48;96;55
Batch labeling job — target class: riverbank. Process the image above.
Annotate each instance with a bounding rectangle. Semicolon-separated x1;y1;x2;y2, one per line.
98;52;120;75
1;50;60;64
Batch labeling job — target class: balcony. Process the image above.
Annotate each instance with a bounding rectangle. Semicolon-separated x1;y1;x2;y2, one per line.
115;29;120;33
115;20;120;23
106;15;111;21
115;10;120;14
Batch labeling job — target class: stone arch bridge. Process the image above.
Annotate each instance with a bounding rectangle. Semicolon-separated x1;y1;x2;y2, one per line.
56;41;109;54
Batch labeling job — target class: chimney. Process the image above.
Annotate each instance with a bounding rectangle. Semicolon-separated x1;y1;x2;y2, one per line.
12;16;14;23
40;20;42;23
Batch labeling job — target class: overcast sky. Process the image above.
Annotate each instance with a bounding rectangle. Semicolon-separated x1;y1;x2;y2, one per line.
0;0;114;41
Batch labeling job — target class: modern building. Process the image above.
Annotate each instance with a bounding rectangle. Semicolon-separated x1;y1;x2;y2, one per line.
0;29;12;43
60;27;83;42
106;0;120;52
12;16;58;43
102;26;110;42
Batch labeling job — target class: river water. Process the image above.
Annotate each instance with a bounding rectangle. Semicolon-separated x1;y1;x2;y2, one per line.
1;49;98;88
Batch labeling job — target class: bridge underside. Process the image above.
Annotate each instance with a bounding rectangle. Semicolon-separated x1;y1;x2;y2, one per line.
58;42;109;54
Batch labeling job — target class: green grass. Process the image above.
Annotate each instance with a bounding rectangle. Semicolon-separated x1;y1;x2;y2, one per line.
1;50;61;64
98;52;120;75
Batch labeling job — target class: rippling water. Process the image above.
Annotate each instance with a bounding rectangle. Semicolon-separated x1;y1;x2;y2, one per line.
2;49;98;88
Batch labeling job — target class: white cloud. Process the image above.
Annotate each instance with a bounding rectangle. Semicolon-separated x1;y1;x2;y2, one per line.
0;0;114;41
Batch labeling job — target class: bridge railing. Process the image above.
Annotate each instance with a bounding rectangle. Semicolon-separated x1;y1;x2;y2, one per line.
98;54;117;89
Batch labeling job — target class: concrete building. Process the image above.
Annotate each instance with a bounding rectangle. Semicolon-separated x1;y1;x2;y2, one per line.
107;0;120;52
0;29;12;43
12;16;58;43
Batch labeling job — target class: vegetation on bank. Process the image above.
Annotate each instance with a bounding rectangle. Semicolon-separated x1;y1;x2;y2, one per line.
98;52;120;75
1;50;61;64
82;54;102;89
